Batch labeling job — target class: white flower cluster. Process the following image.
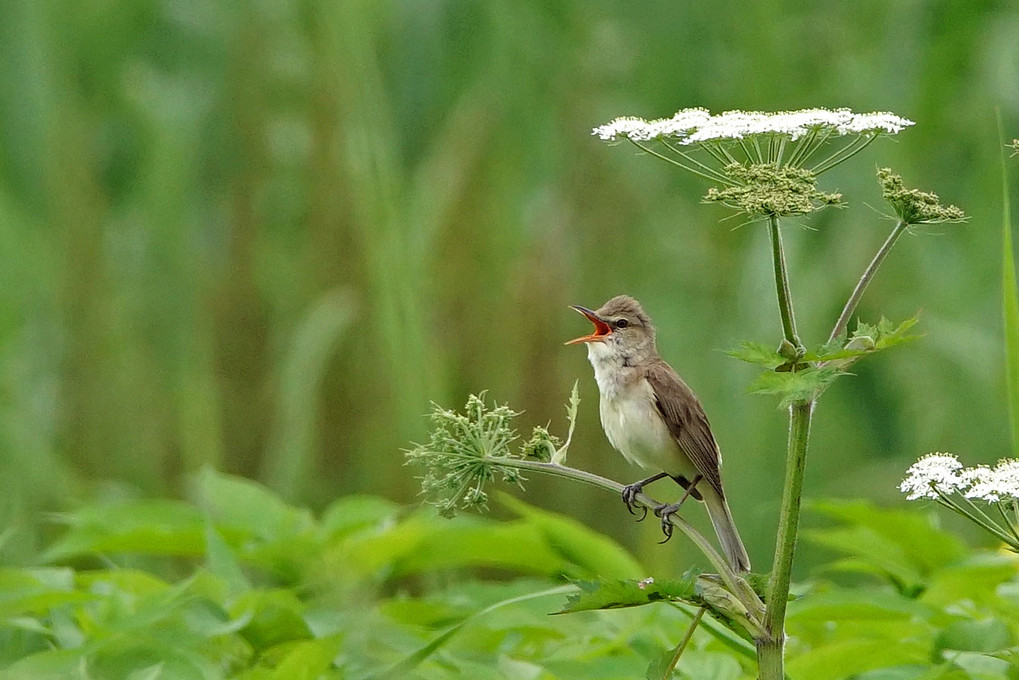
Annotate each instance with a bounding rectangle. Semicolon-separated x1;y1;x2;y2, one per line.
900;452;1019;502
593;107;914;144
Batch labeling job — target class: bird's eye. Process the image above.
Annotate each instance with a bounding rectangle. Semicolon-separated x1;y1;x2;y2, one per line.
614;318;629;329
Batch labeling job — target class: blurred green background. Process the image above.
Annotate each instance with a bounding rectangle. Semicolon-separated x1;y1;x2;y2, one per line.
2;0;1018;574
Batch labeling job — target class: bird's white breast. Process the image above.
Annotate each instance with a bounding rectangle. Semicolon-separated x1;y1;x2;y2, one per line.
586;342;688;476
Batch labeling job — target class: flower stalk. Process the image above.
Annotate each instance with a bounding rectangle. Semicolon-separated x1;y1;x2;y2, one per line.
828;220;908;343
768;215;802;351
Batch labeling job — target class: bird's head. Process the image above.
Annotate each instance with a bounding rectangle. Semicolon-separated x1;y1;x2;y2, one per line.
566;295;657;359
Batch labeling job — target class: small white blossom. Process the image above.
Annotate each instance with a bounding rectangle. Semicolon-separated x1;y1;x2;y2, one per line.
838;112;915;136
961;465;997;501
593;107;913;145
963;459;1019;503
899;452;963;500
593;116;656;142
993;459;1019;498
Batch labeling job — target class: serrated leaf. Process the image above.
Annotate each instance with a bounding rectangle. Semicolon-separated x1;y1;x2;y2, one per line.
810;315;921;365
874;315;921;349
745;365;845;407
557;576;698;613
725;341;785;368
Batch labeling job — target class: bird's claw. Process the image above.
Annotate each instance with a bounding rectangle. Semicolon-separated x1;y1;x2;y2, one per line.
654;503;680;544
621;483;649;521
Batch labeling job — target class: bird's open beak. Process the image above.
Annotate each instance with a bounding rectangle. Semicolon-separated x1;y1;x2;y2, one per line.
565;305;612;345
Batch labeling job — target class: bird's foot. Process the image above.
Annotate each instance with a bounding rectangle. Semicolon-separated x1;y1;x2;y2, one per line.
621;483;649;521
621;472;671;521
653;501;689;544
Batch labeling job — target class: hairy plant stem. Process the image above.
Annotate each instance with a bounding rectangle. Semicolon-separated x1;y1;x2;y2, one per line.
759;213;814;679
768;215;802;351
758;399;814;680
828;220;908;343
478;455;765;622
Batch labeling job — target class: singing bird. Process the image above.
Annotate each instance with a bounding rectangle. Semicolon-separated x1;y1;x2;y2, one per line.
567;295;751;572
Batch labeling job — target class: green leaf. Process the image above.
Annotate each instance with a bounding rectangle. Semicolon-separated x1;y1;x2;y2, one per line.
809;316;921;364
745;365;845;407
204;522;251;595
189;467;315;543
673;651;743;680
319;495;400;539
259;634;344;680
341;511;587;578
497;493;644;579
372;585;571;679
786;638;928;680
725;341;786;368
0;568;90;618
947;651;1012;679
41;500;208;561
805;499;967;587
922;554;1019;609
850;667;967;680
0;649;83;679
936;619;1013;653
786;587;934;623
231;588;311;650
557;576;698;613
873;315;922;349
802;525;925;592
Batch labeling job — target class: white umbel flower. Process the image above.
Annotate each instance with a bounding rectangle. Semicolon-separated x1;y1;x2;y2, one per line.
593;107;913;144
899;452;963;500
961;465;997;501
963;459;1019;502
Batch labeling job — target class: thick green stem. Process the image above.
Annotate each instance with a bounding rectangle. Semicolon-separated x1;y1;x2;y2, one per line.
828;220;908;343
768;216;802;350
758;400;814;680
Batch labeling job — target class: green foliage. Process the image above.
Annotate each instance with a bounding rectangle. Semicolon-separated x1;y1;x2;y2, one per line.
559;577;697;614
726;316;921;407
5;471;1019;679
744;365;846;408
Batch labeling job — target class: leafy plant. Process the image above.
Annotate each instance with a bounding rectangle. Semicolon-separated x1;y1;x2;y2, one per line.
5;470;1019;679
408;107;964;678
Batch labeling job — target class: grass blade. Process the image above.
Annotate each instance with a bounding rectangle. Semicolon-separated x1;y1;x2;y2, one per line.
999;109;1019;457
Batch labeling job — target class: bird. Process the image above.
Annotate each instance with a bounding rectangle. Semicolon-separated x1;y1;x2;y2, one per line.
566;294;751;572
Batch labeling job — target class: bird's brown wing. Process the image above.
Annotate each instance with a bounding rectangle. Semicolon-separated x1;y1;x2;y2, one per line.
644;359;725;497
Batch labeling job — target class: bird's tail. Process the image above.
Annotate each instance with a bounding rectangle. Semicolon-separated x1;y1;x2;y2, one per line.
703;487;751;573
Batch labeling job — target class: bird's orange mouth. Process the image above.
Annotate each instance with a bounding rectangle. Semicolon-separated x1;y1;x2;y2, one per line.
565;305;612;344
